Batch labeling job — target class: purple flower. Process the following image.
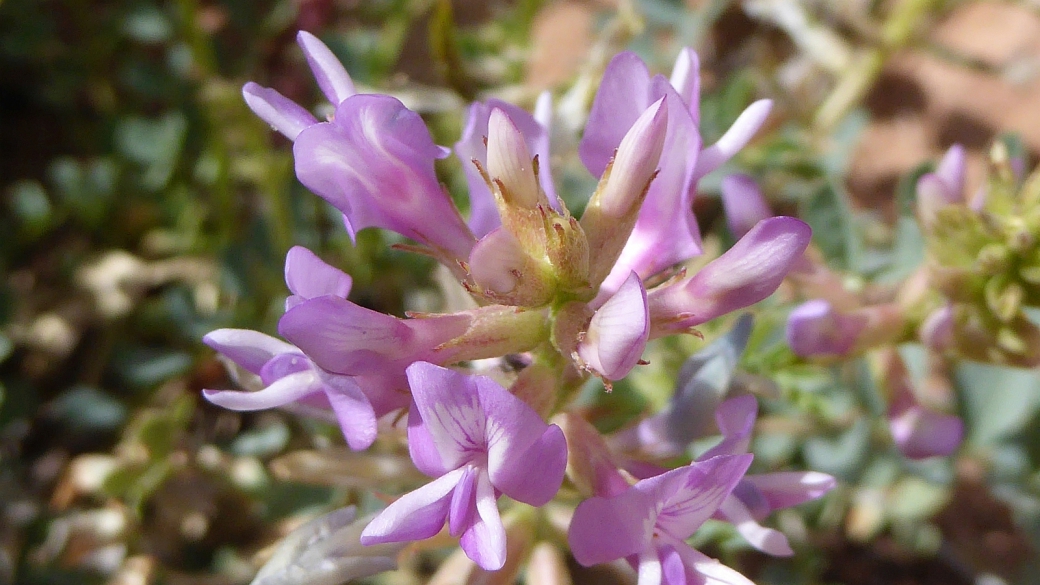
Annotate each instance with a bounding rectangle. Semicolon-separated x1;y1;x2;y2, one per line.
699;396;835;556
360;362;567;571
883;351;963;459
455;94;557;237
916;144;967;226
648;217;812;337
293;94;475;260
203;330;381;451
203;247;386;450
785;299;865;357
568;454;756;585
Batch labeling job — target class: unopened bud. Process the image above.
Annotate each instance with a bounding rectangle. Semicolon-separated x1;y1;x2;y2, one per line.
487;108;541;209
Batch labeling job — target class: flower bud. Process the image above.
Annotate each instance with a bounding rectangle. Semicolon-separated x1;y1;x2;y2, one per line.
487;108;541;209
581;99;669;286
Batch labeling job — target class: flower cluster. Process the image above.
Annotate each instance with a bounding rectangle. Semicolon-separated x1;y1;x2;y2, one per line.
207;31;827;583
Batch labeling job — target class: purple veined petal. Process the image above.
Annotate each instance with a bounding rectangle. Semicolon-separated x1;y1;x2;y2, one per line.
448;465;478;537
579;52;654;176
242;82;319;141
889;405;964;459
456;99;557;238
459;470;507;571
203;370;323;410
294;95;475;258
360;467;467;545
720;174;772;239
744;471;837;511
935;143;966;201
405;362;488;470
653;454;753;541
279;296;410;374
203;328;298;375
785;299;865;357
717;496;793;556
677;545;756;585
577;272;649;381
693;99;773;181
284;246;352;309
568;483;656;566
669;47;701;125
698;395;757;460
297;31;356;106
649;217;811;335
321;373;378;451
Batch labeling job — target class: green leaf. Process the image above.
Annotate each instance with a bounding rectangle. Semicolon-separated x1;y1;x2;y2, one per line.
800;180;858;270
955;361;1040;446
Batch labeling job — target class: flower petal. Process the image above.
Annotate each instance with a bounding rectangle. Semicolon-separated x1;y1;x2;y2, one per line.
693;99;772;180
890;405;964;459
649;217;811;335
654;454;753;540
448;465;477;537
360;468;465;545
744;471;837;511
717;496;793;556
678;546;756;585
720;174;772;239
284;246;352;309
579;52;653;177
597;85;702;297
459;470;507;571
935;143;966;201
669;48;701;124
698;395;757;460
242;83;318;141
203;328;297;374
203;370;322;410
577;272;649;381
406;362;488;470
279;296;410;375
321;374;378;451
297;31;356;105
785;299;865;357
568;483;655;566
293;95;474;258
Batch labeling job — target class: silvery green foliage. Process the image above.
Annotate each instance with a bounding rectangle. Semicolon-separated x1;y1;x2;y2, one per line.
666;313;754;443
250;506;404;585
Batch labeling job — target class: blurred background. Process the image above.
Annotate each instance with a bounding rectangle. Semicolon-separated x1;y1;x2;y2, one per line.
4;1;1040;584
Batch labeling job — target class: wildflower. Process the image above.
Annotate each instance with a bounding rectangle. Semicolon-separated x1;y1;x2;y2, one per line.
360;362;567;571
568;454;756;585
203;247;382;450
